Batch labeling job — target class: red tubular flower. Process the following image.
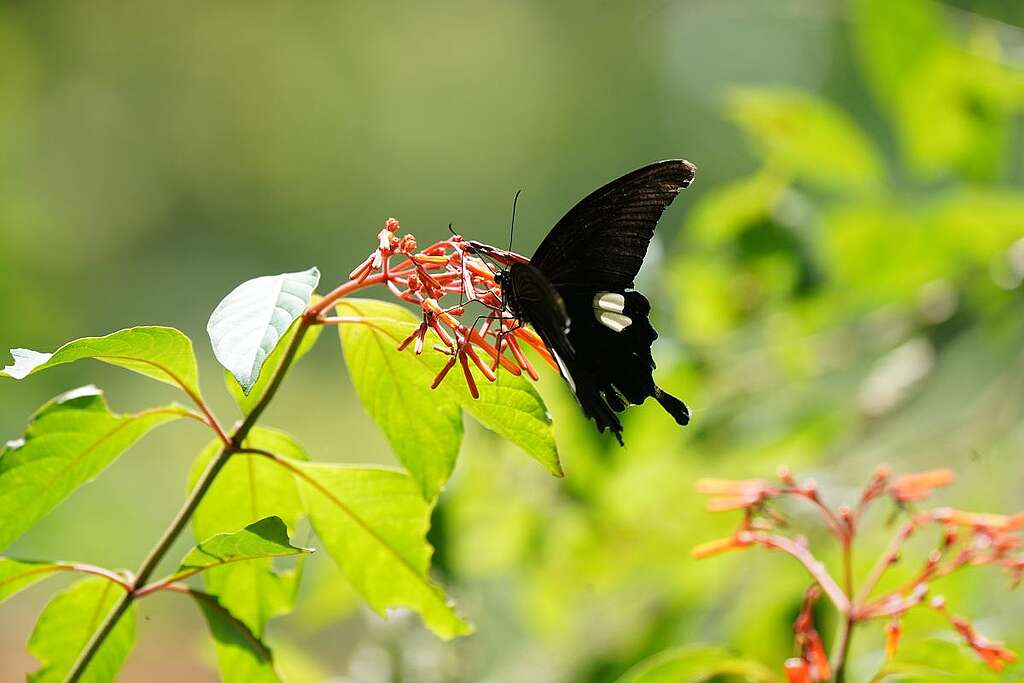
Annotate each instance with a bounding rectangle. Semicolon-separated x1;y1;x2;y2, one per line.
948;613;1018;672
333;219;569;398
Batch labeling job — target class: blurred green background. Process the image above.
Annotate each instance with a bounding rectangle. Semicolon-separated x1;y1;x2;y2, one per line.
2;0;1024;680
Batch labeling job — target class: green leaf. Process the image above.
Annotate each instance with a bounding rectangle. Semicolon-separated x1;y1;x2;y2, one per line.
725;87;884;192
163;517;311;586
295;461;472;639
616;645;781;683
851;0;1022;179
208;267;320;394
191;589;283;683
337;298;561;489
27;576;135;683
0;386;185;552
850;0;947;106
873;638;1013;682
1;326;202;397
336;298;464;500
189;428;309;636
0;558;65;604
227;300;324;415
687;172;788;246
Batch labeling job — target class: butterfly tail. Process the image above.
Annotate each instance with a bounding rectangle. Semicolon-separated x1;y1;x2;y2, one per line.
654;387;690;426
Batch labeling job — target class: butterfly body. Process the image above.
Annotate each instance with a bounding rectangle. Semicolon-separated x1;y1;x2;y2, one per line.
493;159;695;445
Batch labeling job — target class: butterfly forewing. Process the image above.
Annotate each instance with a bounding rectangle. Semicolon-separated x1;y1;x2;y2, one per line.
529;159;696;290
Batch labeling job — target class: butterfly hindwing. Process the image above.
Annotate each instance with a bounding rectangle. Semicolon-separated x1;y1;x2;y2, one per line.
506;263;624;440
529;159;696;290
562;287;690;433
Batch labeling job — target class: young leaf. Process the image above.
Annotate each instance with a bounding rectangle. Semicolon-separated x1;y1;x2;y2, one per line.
162;517;311;586
190;589;284;683
725;87;884;192
0;386;186;552
337;298;561;488
27;576;135;683
616;645;781;683
336;299;464;500
0;558;64;604
295;461;472;639
189;428;309;636
226;308;324;415
208;267;320;394
1;327;202;397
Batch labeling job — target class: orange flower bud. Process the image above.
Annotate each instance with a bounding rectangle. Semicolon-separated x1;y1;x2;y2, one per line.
933;508;1013;530
696;478;771;496
706;495;760;512
890;469;954;502
804;631;831;681
885;619;902;659
783;658;812;683
690;534;752;559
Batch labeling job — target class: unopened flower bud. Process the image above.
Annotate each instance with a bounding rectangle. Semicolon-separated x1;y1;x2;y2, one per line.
784;658;812;683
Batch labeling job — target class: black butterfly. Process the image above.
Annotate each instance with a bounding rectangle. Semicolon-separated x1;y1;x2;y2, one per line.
478;160;695;445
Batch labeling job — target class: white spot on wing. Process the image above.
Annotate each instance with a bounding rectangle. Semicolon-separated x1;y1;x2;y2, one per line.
598;311;632;332
593;292;625;313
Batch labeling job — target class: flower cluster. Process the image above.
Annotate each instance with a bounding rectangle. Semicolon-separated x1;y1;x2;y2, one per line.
693;465;1023;680
334;218;556;397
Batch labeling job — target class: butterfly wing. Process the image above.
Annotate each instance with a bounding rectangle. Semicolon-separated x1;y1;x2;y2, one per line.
561;287;689;433
529;159;696;289
506;263;624;442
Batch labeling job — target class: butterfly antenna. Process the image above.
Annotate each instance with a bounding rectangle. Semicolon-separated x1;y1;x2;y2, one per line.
508;189;522;254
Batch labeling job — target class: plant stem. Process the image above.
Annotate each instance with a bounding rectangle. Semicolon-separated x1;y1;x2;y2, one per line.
832;615;854;683
64;318;314;683
832;537;856;683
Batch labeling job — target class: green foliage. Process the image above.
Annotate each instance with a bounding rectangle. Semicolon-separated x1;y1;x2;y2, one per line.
337;297;560;499
336;298;464;500
0;386;185;551
167;516;311;585
617;645;781;683
296;460;472;639
189;429;309;637
0;558;64;604
1;326;202;396
726;87;884;192
227;311;323;415
208;268;320;393
852;0;1024;179
191;590;283;683
27;577;134;683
